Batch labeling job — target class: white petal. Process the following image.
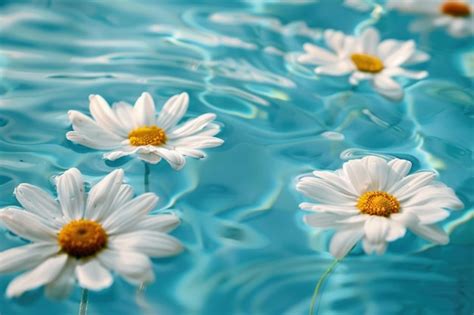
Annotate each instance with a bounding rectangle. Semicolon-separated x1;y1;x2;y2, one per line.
14;184;62;220
156;92;189;130
134;213;181;233
66;131;121;150
385;219;407;242
68;110;123;143
75;259;113;291
383;67;428;79
312;171;359;196
84;169;124;221
386;159;412;189
349;71;373;85
324;29;346;54
108;184;135;213
362;238;387;255
404;206;450;224
315;61;354;76
168;113;217;139
329;227;364;258
6;254;68;298
364;216;390;243
113;101;137;131
364;156;390;191
103;149;137;161
373;75;404;100
383;40;416;67
0;208;57;242
149;147;186;170
102;193;159;234
133;92;156;127
137;152;162;164
0;243;59;273
175;148;206;159
401;184;463;209
89;94;128;137
389;171;436;196
97;249;154;285
45;258;76;299
342;158;372;194
296;178;355;205
109;231;183;258
300;43;339;64
408;224;449;245
56;168;85;220
299;202;359;215
168;136;224;149
360;27;380;55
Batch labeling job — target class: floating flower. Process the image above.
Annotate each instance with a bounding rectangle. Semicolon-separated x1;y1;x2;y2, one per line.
0;168;183;298
67;92;223;169
387;0;474;37
296;156;463;258
297;27;430;100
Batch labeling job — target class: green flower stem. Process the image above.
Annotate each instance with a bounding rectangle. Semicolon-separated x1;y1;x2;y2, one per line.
309;258;341;315
78;288;88;315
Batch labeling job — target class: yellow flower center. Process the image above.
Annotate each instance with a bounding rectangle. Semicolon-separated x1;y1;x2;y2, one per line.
58;220;107;258
357;191;400;217
441;1;471;17
351;53;384;73
128;125;167;146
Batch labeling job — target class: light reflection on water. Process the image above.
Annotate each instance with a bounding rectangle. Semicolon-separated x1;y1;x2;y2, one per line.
0;0;472;314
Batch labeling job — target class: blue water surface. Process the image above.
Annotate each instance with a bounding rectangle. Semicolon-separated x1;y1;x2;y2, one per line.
0;0;473;314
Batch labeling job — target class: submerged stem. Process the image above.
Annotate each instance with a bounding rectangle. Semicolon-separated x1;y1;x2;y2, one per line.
144;162;150;193
78;288;89;315
309;258;341;315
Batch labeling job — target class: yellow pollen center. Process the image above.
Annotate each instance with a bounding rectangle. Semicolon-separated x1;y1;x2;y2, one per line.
128;125;167;146
58;220;107;258
357;191;400;217
351;53;384;73
441;1;471;17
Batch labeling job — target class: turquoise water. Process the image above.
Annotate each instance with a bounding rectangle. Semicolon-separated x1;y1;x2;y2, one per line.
0;0;473;314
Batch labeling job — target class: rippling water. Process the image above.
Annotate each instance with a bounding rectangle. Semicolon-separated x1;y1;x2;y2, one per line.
0;0;473;314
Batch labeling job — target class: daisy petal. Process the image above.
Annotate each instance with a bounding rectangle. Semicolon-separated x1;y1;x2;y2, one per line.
68;110;122;143
329;227;364;259
156;92;189;130
385;220;407;242
75;259;113;291
97;249;154;285
85;169;124;221
364;156;390;191
384;40;415;67
390;171;437;197
66;132;121;150
168;113;217;139
0;243;59;273
56;168;85;220
150;147;186;170
134;213;181;233
299;43;338;64
315;61;354;75
103;193;159;234
373;75;403;100
14;184;62;220
342;158;371;194
408;224;449;245
0;208;57;242
304;213;349;228
133;92;156;127
362;238;387;255
6;254;68;298
364;216;390;243
113;101;137;130
110;231;183;258
386;159;412;188
45;258;76;299
137;152;162;164
89;94;128;137
360;27;380;55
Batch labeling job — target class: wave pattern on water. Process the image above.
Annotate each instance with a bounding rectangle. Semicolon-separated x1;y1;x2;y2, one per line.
0;0;472;314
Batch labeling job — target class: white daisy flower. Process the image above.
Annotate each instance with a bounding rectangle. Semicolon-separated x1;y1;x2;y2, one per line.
387;0;474;37
296;156;463;258
66;92;223;170
0;168;183;298
297;27;430;100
